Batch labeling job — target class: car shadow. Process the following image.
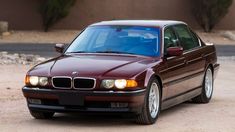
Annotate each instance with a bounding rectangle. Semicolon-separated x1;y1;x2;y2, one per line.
159;100;195;117
33;112;138;127
31;102;200;127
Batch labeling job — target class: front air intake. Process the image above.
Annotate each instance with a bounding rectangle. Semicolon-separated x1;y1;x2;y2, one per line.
73;78;96;90
52;77;72;89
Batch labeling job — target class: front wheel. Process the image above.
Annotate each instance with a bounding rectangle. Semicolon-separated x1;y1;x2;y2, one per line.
192;67;214;103
135;78;161;124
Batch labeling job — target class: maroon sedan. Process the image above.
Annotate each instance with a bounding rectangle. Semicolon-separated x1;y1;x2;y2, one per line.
22;20;219;124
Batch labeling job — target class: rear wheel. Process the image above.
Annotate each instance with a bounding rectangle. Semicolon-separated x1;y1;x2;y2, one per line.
192;67;213;103
135;78;161;124
29;110;54;119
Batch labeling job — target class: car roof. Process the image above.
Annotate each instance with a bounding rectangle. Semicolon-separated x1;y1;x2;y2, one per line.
90;20;186;28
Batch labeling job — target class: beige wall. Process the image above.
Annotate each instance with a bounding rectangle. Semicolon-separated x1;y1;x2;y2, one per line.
0;0;234;30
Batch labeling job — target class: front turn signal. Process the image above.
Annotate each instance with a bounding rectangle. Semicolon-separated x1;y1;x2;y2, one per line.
25;75;30;85
126;80;138;88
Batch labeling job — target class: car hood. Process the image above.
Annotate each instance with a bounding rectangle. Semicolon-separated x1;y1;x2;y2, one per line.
28;54;161;78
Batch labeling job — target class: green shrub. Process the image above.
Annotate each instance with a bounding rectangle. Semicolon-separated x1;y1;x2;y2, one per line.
192;0;233;32
40;0;76;32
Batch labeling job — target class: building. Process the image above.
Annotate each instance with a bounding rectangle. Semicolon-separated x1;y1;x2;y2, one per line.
0;0;234;30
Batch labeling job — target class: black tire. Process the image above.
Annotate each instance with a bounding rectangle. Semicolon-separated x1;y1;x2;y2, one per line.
192;67;214;103
30;110;54;119
135;78;161;125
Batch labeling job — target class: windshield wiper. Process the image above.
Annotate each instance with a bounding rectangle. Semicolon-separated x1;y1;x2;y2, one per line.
95;51;134;54
67;51;134;55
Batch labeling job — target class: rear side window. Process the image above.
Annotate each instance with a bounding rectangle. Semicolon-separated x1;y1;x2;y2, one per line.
174;25;199;51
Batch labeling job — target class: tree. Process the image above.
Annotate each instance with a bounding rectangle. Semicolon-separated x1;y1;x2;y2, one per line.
192;0;233;32
40;0;76;32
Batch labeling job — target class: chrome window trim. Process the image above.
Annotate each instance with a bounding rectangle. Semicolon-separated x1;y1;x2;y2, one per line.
52;76;72;89
198;38;202;46
73;77;96;90
162;26;165;57
162;23;202;58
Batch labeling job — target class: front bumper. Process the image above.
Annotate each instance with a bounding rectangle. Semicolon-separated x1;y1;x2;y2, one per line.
22;87;146;114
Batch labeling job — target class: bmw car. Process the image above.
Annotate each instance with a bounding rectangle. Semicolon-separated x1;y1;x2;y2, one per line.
22;20;219;124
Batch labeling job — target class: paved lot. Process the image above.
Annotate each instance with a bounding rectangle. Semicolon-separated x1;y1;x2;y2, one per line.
0;43;235;57
0;43;59;57
0;60;235;132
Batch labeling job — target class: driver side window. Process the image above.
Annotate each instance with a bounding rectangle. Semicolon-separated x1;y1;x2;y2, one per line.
164;28;178;54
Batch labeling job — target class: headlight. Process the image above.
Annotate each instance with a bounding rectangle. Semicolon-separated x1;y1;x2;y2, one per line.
39;77;48;86
102;79;138;89
102;80;115;89
29;76;39;86
115;79;127;89
25;76;49;86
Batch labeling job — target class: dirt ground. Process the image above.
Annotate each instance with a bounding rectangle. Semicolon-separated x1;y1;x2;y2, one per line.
0;60;235;132
0;30;235;45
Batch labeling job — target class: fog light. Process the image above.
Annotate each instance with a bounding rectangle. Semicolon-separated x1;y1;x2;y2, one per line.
28;98;42;104
111;102;128;108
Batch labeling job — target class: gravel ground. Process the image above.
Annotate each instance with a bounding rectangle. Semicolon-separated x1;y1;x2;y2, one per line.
0;30;235;45
0;51;49;65
0;60;235;132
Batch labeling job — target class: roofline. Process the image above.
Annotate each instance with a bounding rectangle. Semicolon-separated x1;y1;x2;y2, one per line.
89;20;187;28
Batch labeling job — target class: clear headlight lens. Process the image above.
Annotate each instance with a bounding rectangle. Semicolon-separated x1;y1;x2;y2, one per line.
102;80;115;89
29;76;39;86
115;79;127;89
39;77;48;86
26;76;49;86
102;79;138;89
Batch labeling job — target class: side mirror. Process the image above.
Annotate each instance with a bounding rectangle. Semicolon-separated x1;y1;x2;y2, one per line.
55;43;65;53
167;47;183;57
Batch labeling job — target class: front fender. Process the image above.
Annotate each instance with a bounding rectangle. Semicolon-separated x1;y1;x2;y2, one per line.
134;67;162;88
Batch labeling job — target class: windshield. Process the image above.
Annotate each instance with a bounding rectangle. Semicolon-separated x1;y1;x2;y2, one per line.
66;25;161;57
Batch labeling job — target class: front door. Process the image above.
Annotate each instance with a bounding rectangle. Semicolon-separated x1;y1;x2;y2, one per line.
160;27;189;101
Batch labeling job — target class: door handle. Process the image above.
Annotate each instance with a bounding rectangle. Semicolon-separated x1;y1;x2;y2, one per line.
184;60;188;64
201;54;205;58
177;57;185;61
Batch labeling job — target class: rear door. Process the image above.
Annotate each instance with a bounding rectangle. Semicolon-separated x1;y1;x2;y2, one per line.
173;25;206;91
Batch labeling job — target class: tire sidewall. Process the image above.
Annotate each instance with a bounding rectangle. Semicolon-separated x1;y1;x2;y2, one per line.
145;77;162;123
202;67;214;102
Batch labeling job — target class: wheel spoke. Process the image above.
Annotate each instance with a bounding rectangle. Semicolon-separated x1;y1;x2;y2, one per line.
205;69;213;98
148;82;160;119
